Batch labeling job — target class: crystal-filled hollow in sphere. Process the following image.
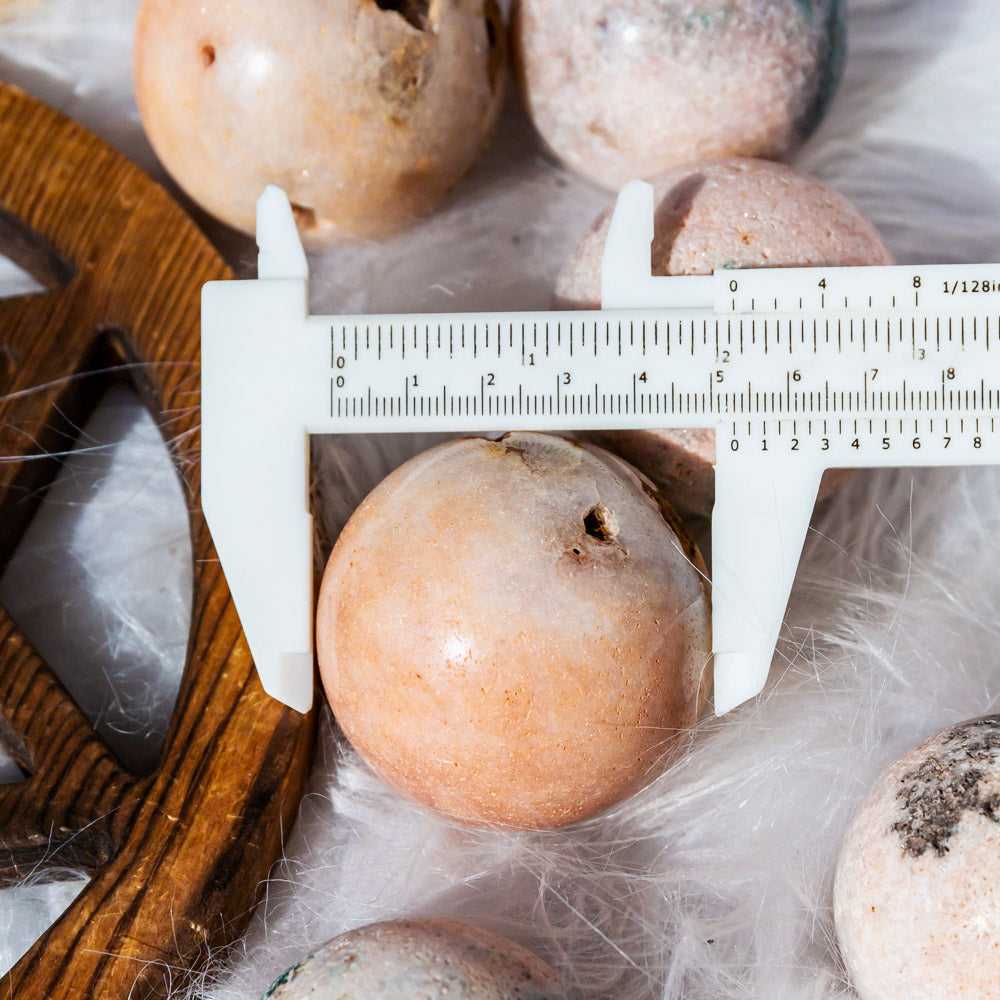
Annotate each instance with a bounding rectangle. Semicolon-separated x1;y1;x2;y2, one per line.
316;432;711;829
134;0;507;244
513;0;845;190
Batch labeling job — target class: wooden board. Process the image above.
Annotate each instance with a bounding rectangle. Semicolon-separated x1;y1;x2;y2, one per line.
0;81;316;997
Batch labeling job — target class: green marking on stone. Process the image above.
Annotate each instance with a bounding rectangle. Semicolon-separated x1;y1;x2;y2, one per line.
684;12;713;30
261;958;310;999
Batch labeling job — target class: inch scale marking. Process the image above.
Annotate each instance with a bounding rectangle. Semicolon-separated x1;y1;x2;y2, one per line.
202;183;1000;715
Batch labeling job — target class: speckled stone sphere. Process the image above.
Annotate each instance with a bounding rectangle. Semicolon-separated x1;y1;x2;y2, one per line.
834;716;1000;1000
134;0;506;244
513;0;845;190
316;432;711;829
556;158;894;516
262;918;568;999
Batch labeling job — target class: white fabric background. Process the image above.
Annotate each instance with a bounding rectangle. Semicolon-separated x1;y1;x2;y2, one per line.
1;0;1000;996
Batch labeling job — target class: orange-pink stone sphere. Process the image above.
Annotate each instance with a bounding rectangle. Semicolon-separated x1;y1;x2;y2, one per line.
834;717;1000;1000
134;0;506;244
316;433;711;829
555;157;895;516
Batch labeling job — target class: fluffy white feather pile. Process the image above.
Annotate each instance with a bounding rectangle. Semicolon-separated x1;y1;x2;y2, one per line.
2;0;1000;996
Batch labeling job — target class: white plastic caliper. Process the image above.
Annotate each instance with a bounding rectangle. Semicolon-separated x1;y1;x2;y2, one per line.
203;182;1000;715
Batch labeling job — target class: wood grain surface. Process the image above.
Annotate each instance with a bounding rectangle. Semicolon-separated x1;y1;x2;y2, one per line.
0;81;316;997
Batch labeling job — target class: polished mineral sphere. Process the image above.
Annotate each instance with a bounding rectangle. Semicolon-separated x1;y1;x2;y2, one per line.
834;716;1000;1000
134;0;506;244
316;432;711;829
262;918;567;999
555;158;894;515
513;0;845;190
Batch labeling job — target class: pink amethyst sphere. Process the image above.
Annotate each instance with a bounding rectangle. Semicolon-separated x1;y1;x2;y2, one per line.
513;0;845;190
555;157;894;516
835;717;1000;1000
134;0;506;244
316;432;711;829
261;919;567;999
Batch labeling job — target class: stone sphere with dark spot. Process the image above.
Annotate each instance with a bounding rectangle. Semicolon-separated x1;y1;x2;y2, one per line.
513;0;845;190
555;158;894;516
316;432;711;829
134;0;506;244
834;716;1000;1000
261;918;568;999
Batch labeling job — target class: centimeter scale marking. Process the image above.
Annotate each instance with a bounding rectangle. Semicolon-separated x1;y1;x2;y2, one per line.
202;182;1000;717
327;313;999;431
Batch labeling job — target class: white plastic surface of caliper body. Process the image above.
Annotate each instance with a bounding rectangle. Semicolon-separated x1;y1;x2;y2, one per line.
202;182;1000;716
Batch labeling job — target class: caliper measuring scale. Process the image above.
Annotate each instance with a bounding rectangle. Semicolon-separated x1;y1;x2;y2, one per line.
202;181;1000;716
